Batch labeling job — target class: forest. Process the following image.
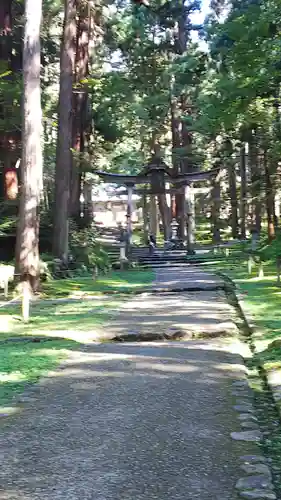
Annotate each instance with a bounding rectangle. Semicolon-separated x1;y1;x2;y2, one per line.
1;0;281;292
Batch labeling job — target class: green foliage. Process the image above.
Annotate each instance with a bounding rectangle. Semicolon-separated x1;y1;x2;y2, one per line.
89;0;207;171
69;225;110;272
258;233;281;260
0;337;80;405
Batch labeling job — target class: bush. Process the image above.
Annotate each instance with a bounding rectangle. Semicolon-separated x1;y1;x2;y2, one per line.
69;224;110;273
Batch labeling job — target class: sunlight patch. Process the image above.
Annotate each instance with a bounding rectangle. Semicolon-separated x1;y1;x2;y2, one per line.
0;314;14;333
0;371;27;382
35;329;101;342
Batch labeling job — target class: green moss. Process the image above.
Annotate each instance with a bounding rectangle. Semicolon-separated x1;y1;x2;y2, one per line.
208;254;281;375
0;298;122;404
42;269;155;298
0;338;81;406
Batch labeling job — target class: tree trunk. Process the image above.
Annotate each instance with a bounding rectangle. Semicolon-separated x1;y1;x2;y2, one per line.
264;150;276;240
15;0;43;295
70;1;90;220
0;0;22;196
211;171;221;243
240;145;247;239
177;2;191;240
248;130;262;235
53;0;77;259
176;188;185;242
171;92;181;224
83;179;93;225
275;190;280;223
171;94;185;239
228;159;239;239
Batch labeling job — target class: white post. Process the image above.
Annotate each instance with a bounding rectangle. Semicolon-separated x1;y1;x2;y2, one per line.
22;281;31;323
120;245;126;261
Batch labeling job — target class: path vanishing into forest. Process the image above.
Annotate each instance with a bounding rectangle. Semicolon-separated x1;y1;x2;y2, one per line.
0;267;276;500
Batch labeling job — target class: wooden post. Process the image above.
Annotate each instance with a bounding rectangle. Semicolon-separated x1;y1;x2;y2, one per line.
240;145;247;239
22;280;31;323
248;255;254;275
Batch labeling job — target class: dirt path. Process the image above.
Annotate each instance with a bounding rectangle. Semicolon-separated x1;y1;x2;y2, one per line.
0;268;276;500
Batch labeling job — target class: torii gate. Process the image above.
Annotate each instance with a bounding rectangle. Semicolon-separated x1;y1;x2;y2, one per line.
95;154;219;253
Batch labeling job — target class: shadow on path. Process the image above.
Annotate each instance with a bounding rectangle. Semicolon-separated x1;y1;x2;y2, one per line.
1;340;253;500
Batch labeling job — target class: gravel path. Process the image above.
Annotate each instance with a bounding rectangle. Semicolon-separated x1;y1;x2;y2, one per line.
0;268;272;500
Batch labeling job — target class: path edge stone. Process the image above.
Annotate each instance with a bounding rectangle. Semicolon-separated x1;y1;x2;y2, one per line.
218;271;281;430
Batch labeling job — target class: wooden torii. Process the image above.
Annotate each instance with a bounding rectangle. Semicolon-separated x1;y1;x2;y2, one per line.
95;155;219;252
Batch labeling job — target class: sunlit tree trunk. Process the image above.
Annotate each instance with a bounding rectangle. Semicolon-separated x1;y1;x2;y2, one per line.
228;160;239;238
70;0;90;221
240;145;247;239
248;129;262;235
176;0;191;242
211;171;221;243
53;0;77;259
264;150;276;240
15;0;43;294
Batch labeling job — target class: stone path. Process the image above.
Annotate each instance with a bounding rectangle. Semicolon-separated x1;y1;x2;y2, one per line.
0;267;276;500
100;266;236;341
154;266;225;290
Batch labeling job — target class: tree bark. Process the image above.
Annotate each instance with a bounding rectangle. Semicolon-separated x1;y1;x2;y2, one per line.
176;0;191;241
248;129;262;235
15;0;43;294
53;0;77;259
240;145;247;239
0;0;21;194
171;93;185;238
70;1;90;220
171;91;181;224
264;150;276;240
228;159;239;239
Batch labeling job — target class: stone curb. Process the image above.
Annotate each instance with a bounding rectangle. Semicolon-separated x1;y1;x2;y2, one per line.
219;272;281;466
214;272;281;499
219;273;281;412
227;276;281;421
237;294;281;421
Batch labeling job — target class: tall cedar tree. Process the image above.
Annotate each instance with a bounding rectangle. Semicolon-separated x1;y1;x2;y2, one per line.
15;0;43;291
53;0;77;259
